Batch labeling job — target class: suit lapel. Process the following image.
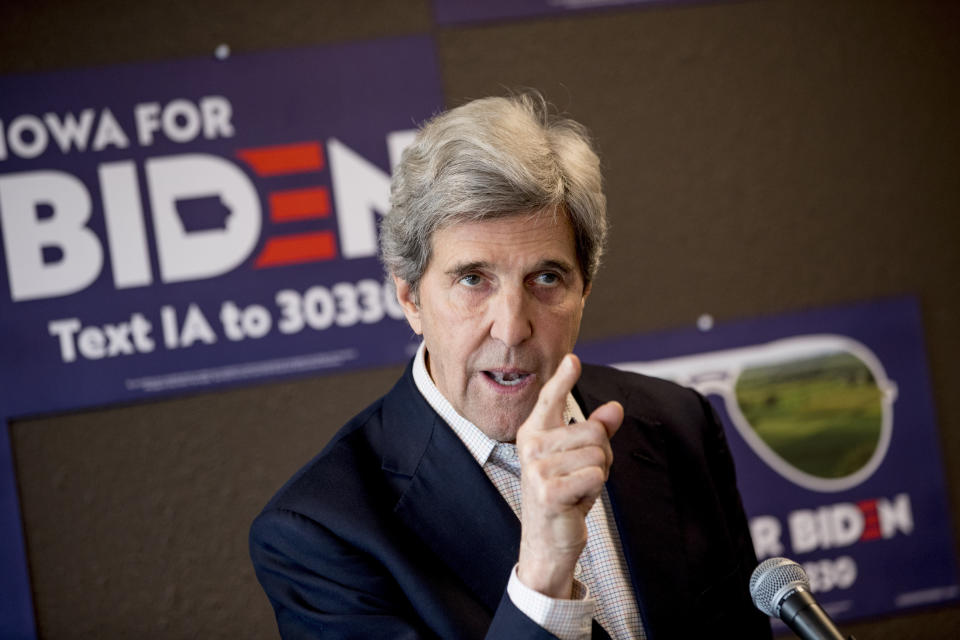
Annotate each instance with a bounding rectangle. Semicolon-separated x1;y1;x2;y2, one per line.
381;367;521;614
577;371;689;638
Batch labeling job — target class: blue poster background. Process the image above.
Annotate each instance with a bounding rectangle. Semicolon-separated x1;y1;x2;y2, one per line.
0;36;443;417
577;296;959;628
0;36;443;638
432;0;721;25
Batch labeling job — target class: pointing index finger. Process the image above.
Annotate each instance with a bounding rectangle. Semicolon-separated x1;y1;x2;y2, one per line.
529;354;581;431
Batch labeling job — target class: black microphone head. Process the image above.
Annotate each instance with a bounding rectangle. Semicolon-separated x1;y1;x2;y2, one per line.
749;557;810;617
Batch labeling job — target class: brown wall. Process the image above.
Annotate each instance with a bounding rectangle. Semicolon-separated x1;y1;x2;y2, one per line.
4;0;959;637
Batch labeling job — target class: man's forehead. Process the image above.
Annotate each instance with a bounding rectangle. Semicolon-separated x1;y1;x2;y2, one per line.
434;209;569;242
431;212;577;266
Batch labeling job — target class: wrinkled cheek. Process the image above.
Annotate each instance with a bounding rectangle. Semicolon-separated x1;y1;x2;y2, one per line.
506;394;539;424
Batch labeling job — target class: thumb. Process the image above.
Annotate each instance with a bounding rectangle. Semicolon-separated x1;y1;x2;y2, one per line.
588;401;624;439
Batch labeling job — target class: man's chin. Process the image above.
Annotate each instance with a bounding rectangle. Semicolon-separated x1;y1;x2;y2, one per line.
470;407;530;443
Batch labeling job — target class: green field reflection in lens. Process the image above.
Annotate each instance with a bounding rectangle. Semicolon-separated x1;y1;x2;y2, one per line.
734;350;883;479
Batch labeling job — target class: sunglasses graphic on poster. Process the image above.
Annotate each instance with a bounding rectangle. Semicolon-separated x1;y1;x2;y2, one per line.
614;334;897;493
576;296;958;627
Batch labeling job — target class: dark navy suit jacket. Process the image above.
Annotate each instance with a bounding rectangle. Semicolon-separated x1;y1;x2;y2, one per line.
250;362;772;639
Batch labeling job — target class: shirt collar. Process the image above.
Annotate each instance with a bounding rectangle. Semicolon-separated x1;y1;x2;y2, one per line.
411;341;586;466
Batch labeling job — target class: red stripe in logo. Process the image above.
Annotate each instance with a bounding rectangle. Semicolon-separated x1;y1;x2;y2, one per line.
858;499;882;541
237;142;325;176
269;187;332;222
254;232;337;267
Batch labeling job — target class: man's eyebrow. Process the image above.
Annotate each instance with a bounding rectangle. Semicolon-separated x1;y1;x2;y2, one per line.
444;261;488;277
444;259;575;277
535;259;575;274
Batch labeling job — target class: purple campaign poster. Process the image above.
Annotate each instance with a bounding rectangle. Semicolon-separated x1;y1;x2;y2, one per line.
433;0;719;25
0;36;443;638
577;297;959;628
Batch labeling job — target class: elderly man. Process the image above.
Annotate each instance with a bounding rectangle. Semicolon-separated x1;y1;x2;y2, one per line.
250;93;771;639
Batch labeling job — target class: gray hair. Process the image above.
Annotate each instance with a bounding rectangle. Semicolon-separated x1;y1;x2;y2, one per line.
381;92;607;296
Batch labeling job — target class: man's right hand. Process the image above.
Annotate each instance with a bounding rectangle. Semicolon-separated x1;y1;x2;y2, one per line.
515;353;623;599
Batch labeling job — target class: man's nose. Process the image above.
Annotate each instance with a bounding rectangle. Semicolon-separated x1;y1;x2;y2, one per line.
488;286;532;347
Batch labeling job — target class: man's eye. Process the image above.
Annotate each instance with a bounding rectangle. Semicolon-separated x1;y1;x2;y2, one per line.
459;274;482;287
533;272;560;286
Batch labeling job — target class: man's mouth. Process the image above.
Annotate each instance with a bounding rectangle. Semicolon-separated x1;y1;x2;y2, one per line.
484;371;531;387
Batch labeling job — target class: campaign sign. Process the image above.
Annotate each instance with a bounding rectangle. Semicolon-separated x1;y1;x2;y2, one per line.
577;297;959;627
0;36;443;638
433;0;719;25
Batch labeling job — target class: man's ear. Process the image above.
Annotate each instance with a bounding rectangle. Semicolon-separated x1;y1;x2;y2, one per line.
393;275;423;335
581;281;592;308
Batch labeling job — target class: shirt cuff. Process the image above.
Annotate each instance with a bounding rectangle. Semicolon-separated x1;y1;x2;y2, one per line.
506;564;595;640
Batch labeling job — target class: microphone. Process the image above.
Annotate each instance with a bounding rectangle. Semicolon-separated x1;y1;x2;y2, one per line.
749;557;852;640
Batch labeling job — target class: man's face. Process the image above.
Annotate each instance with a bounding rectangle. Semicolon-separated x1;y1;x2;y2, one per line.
395;210;590;442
